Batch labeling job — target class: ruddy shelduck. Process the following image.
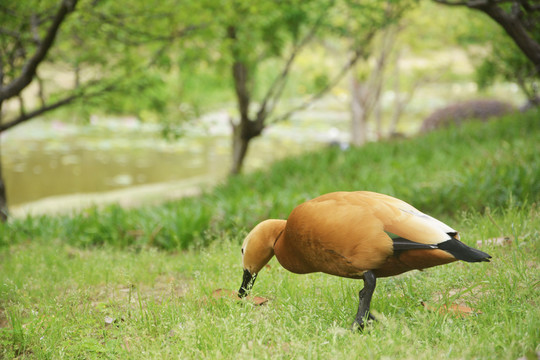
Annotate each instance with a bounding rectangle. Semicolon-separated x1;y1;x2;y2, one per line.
238;191;491;329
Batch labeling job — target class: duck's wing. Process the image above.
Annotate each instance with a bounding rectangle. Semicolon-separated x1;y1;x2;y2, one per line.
354;191;458;245
355;192;490;262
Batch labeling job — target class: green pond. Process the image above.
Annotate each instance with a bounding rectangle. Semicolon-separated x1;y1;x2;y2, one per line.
2;109;349;215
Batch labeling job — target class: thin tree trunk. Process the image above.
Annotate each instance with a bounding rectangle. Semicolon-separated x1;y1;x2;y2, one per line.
229;57;261;175
350;76;367;147
0;97;7;222
0;143;8;222
227;25;263;175
389;50;402;136
374;96;382;140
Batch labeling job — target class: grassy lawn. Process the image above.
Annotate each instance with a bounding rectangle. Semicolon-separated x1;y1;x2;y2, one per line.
1;206;538;359
1;112;539;358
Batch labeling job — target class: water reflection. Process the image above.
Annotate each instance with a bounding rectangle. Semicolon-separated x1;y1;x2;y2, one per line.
2;112;348;208
5;135;230;206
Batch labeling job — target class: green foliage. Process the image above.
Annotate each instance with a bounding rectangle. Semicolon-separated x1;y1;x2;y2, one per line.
173;0;415;119
1;110;538;250
396;2;480;52
475;36;538;100
0;0;59;81
441;1;540;101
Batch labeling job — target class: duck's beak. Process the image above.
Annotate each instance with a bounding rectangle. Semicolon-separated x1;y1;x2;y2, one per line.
238;269;257;298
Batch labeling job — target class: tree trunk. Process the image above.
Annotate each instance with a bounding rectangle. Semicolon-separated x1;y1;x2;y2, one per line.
227;25;266;175
228;25;257;174
0;144;8;222
389;50;402;136
374;95;382;140
0;98;7;222
350;76;367;147
230;123;250;175
229;113;265;175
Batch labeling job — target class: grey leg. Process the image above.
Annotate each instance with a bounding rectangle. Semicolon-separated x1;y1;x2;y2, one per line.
352;270;377;330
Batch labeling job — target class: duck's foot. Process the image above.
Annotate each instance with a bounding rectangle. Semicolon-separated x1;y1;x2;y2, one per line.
351;313;377;331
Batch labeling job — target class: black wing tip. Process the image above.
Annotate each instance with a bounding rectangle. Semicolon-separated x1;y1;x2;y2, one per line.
392;237;438;251
437;239;492;263
469;256;492;263
480;254;493;262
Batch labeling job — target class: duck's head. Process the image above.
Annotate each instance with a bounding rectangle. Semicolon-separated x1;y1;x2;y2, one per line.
238;219;286;298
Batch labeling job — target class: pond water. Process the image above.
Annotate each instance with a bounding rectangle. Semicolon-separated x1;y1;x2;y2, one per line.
2;107;350;216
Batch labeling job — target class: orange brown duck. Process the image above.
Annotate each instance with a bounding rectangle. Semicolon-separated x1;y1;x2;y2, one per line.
238;191;491;329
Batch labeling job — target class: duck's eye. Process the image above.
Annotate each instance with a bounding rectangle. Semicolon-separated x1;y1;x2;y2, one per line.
241;248;244;255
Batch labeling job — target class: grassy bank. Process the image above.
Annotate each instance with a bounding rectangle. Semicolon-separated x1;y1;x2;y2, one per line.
1;110;539;250
0;110;539;358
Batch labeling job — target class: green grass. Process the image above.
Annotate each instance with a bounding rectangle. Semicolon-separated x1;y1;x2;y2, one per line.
0;110;539;358
0;206;538;359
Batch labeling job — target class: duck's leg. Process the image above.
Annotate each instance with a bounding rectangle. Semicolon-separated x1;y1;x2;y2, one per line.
352;270;377;330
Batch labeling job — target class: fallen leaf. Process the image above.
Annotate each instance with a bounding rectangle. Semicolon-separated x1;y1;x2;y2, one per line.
212;288;269;306
476;236;512;247
421;301;482;317
250;296;269;306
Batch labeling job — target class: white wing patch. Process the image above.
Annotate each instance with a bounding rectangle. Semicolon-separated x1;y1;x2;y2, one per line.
383;207;457;245
399;208;457;233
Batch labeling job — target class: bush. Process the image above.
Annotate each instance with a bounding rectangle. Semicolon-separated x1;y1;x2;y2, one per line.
420;99;515;132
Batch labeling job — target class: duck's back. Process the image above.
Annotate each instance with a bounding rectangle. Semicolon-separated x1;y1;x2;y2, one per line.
274;192;392;277
273;191;457;278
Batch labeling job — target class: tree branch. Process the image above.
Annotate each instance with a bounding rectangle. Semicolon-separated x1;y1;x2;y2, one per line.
92;10;204;45
434;0;540;70
270;33;375;124
433;0;486;6
255;12;325;123
0;0;78;102
0;82;115;133
0;94;78;132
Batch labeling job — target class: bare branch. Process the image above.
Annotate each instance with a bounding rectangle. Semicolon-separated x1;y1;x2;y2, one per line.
91;9;204;46
0;57;4;87
433;0;490;6
432;0;471;6
0;0;78;102
17;94;25;117
0;94;77;132
270;34;374;124
0;28;21;38
36;72;46;107
256;12;325;122
30;13;41;45
0;82;115;133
